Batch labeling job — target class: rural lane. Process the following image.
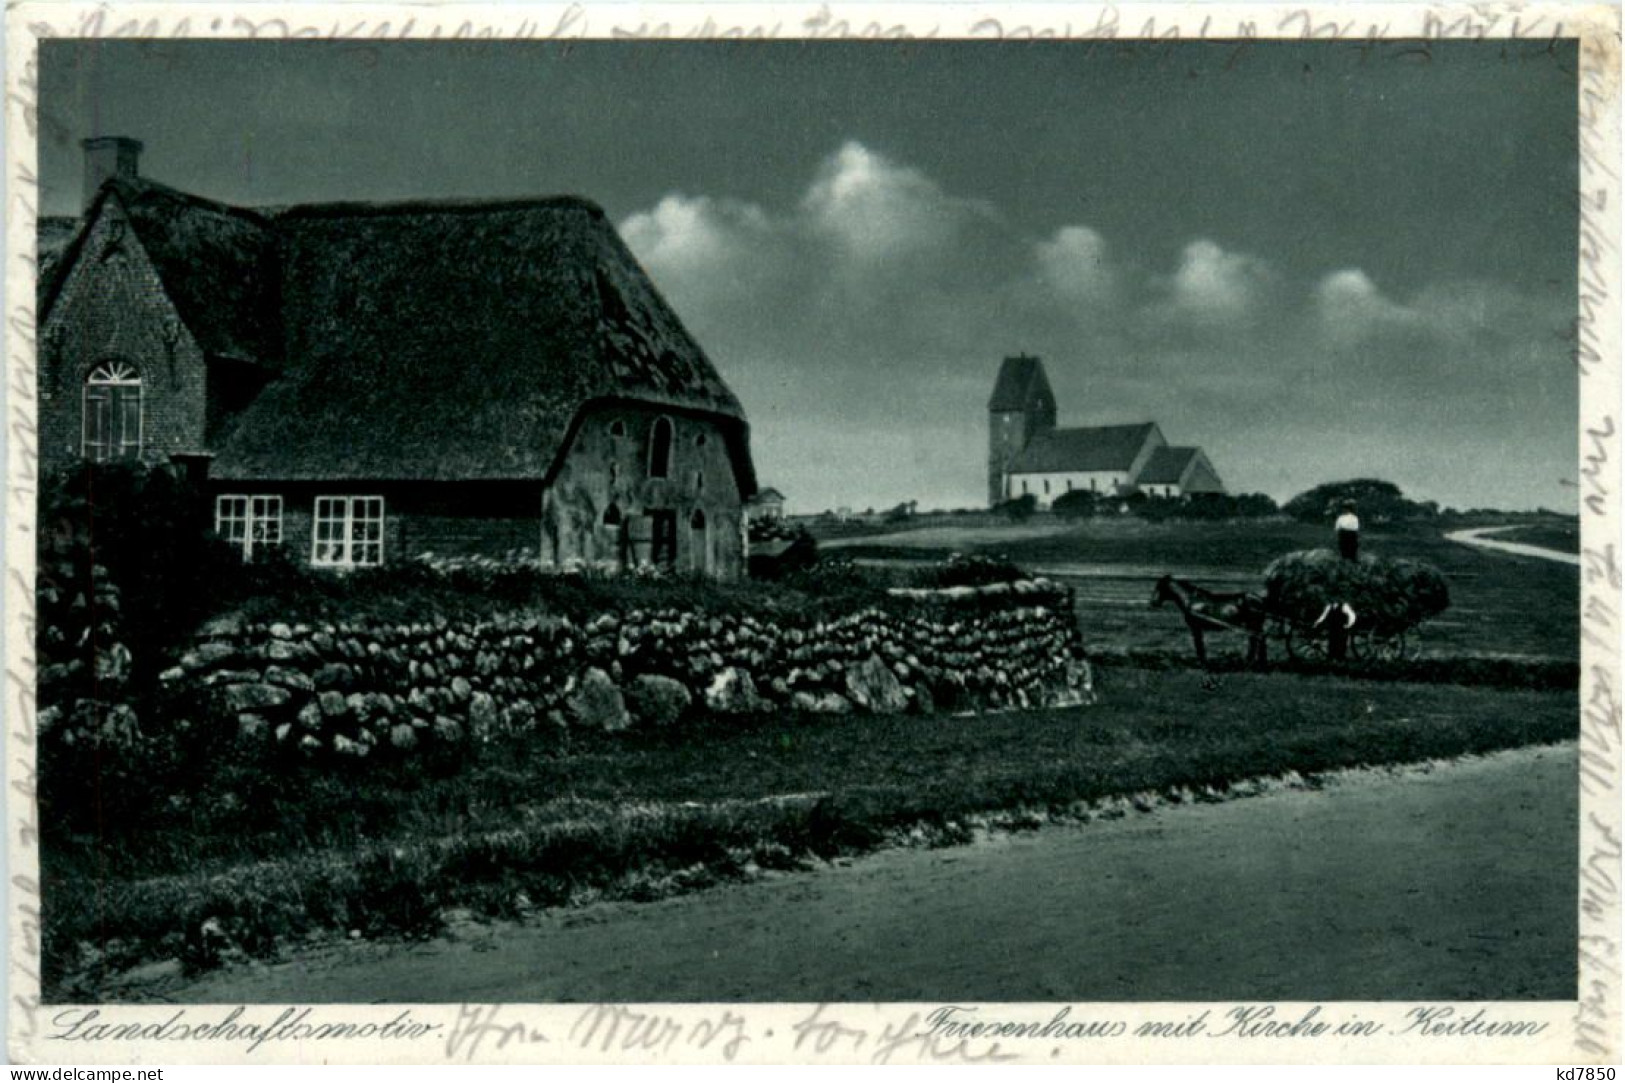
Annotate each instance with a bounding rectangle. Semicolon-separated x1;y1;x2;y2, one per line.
1443;526;1579;566
160;743;1577;1004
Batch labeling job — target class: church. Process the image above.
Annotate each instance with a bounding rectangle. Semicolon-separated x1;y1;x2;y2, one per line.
987;354;1224;508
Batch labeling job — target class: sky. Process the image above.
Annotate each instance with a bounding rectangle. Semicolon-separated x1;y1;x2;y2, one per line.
39;39;1581;513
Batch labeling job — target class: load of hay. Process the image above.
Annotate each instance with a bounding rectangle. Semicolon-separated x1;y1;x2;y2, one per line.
1263;549;1449;632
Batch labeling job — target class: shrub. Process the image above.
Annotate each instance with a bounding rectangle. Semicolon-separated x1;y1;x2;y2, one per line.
995;493;1038;522
1051;489;1105;520
39;460;244;661
916;552;1028;589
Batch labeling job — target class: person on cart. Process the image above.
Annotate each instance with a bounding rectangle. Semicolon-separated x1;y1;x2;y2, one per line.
1334;499;1360;561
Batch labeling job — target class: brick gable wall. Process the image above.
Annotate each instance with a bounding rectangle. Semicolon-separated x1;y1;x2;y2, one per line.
39;199;209;475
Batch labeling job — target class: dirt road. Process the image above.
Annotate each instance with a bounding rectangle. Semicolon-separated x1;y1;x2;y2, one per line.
156;743;1577;1004
1447;526;1581;566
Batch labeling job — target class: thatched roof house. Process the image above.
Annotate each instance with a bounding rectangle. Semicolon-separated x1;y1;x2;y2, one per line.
38;137;757;577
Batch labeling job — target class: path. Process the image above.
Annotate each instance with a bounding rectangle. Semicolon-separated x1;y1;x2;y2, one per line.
145;743;1577;1004
1446;526;1581;566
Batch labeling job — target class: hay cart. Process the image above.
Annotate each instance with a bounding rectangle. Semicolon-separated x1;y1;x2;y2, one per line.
1261;549;1449;665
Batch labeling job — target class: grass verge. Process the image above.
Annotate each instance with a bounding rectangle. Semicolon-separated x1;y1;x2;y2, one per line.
47;664;1578;1001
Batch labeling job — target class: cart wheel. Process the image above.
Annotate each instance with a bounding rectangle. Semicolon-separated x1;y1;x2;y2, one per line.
1377;633;1415;662
1285;628;1328;662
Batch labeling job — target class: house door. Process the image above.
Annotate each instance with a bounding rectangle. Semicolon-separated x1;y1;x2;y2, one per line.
648;510;678;569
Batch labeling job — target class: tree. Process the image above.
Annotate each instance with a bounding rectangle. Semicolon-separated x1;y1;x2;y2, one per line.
1282;479;1433;524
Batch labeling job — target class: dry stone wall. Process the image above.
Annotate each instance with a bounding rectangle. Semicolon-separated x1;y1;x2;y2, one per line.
160;579;1094;761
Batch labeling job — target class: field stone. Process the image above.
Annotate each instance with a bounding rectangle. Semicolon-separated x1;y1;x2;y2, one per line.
182;641;237;670
319;690;349;718
264;666;315;693
451;676;473;702
221;683;291;713
705;667;766;715
845;654;909;714
567;667;631;732
625;674;691;728
333;734;367;758
433;716;464;744
468;692;499;733
237;713;269;742
298;700;323;731
315;662;356;691
265;640;299;662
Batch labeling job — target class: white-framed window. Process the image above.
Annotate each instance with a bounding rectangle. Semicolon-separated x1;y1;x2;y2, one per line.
82;361;142;461
312;496;385;567
216;495;283;561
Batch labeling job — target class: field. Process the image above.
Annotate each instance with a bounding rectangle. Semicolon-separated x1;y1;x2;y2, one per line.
829;518;1580;662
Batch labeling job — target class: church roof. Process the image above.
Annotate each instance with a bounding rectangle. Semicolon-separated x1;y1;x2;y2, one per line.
1009;422;1159;474
1137;446;1201;484
988;354;1049;411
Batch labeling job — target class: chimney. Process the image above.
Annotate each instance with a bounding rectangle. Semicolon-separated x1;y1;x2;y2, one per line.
81;136;143;211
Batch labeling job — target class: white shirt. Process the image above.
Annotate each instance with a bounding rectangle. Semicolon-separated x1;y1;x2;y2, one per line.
1335;512;1360;532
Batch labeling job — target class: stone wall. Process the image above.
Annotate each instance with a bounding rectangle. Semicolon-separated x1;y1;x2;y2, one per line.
161;579;1093;762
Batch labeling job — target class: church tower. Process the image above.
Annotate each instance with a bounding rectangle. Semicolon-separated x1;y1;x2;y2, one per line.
987;354;1056;506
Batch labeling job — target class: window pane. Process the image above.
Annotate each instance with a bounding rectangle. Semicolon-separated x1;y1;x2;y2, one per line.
117;389;141;458
85;394;109;460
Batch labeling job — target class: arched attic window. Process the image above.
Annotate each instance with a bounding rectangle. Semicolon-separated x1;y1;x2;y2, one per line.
648;416;674;479
83;361;142;461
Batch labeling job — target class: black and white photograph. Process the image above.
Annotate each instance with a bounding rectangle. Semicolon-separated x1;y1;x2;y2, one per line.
6;6;1620;1065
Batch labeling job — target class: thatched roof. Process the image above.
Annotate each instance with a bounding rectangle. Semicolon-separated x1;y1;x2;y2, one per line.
43;181;754;490
1009;422;1158;474
37;216;79;290
39;180;282;367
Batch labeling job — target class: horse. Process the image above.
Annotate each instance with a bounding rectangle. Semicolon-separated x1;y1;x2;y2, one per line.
1150;574;1269;668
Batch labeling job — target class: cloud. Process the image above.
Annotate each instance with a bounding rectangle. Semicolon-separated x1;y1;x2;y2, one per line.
1034;225;1116;308
619;193;780;315
799;141;994;271
1313;268;1422;346
1155;239;1274;329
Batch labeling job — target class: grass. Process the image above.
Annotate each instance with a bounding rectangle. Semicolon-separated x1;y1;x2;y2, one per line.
46;664;1577;1000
